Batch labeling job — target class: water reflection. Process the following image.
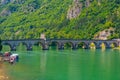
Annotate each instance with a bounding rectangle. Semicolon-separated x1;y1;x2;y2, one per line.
39;51;47;79
68;53;81;80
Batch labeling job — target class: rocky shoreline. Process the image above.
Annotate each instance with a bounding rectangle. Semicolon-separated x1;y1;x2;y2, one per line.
113;47;120;50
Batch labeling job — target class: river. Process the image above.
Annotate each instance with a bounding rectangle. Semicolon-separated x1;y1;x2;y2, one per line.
1;47;120;80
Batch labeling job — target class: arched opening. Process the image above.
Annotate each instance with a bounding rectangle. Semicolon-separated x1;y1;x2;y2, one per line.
110;42;118;48
89;42;96;49
64;42;73;50
77;42;87;49
49;41;59;50
103;42;110;49
100;43;106;50
2;43;11;52
33;42;43;51
16;42;27;51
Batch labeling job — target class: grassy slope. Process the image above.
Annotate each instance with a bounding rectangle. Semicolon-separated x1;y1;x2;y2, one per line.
0;0;120;40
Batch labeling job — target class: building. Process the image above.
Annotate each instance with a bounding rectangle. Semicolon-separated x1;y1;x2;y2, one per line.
40;33;46;40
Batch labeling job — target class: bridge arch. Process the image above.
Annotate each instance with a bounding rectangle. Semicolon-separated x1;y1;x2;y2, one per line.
16;42;33;51
63;41;76;49
101;42;111;49
82;41;90;49
35;42;45;50
77;42;89;49
16;42;27;51
109;42;118;48
89;42;98;49
99;42;106;49
48;41;60;50
2;42;11;51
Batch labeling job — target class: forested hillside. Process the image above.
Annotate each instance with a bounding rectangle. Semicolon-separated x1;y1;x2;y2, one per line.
0;0;120;40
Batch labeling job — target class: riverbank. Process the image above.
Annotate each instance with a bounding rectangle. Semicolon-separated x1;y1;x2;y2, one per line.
0;62;9;80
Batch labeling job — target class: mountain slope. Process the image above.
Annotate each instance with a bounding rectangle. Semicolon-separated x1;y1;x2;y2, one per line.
0;0;120;40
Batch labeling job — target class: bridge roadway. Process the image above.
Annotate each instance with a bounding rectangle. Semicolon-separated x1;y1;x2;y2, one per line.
1;39;120;51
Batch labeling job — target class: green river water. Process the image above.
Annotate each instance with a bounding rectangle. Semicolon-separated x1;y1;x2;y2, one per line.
1;48;120;80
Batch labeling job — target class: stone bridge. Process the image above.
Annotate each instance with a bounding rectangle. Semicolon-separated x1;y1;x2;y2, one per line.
1;39;120;51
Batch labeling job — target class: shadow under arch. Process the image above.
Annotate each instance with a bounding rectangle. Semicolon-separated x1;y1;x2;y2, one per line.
89;42;97;49
49;41;60;50
33;42;44;50
16;42;27;51
1;43;11;51
110;42;118;48
99;42;106;49
101;42;111;49
63;42;74;50
77;42;89;49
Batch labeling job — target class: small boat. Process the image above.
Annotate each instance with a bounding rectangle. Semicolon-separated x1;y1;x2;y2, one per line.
1;52;19;64
9;54;19;64
3;52;11;61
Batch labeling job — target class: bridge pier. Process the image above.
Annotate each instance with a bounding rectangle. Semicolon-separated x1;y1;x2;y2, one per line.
27;47;32;51
58;46;64;50
105;46;111;49
26;43;33;51
72;44;77;50
42;43;49;50
11;47;16;51
42;46;49;50
58;44;64;50
105;43;111;49
83;44;90;49
10;44;17;51
96;44;101;49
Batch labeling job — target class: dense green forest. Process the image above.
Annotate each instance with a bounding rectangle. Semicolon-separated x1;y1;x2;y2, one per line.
0;0;120;40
